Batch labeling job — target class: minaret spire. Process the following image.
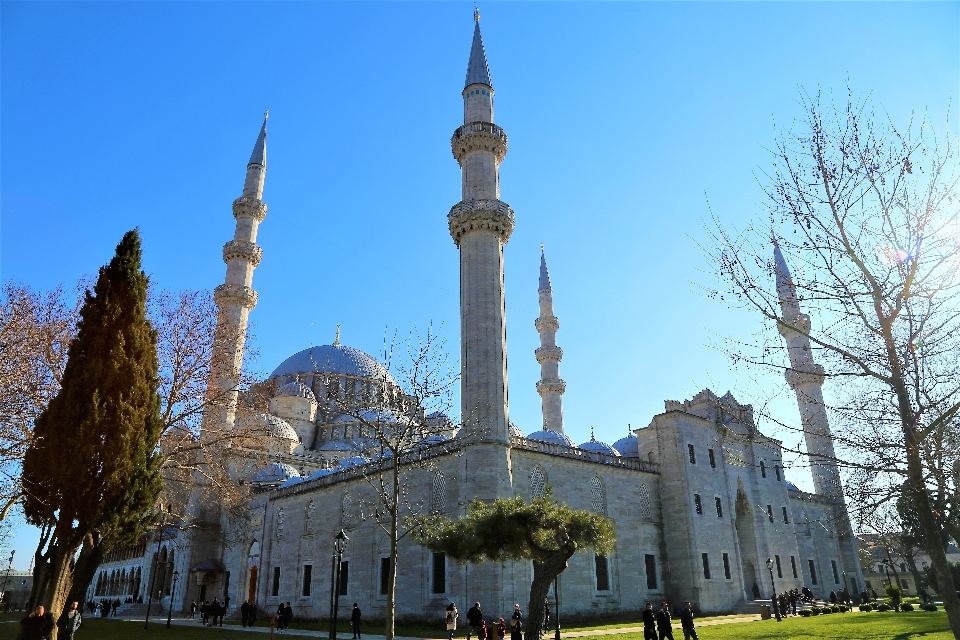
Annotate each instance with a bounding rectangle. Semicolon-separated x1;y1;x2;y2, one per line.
204;117;269;432
535;247;566;434
449;15;513;443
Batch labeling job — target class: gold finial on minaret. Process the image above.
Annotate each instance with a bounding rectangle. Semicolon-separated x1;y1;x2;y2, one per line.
333;324;341;346
474;6;480;22
264;108;269;120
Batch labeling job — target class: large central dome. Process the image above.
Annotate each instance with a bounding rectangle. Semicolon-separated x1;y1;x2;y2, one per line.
271;344;395;384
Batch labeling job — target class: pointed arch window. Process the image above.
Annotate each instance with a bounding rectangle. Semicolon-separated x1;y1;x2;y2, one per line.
589;476;606;515
431;472;446;514
530;467;546;499
637;483;653;520
305;500;316;533
342;492;355;528
275;508;285;539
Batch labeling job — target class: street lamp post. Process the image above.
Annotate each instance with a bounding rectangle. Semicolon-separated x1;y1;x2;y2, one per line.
765;558;781;622
144;504;168;631
166;570;179;628
329;529;348;640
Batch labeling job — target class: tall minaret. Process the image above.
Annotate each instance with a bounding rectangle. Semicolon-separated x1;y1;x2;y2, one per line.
449;11;513;443
535;248;566;433
206;114;268;431
774;244;841;497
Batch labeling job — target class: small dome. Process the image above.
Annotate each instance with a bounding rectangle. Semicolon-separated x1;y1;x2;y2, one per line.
526;428;576;447
279;476;305;489
612;435;639;458
337;455;369;470
306;468;333;481
262;414;300;442
278;380;316;401
251;462;301;484
579;438;621;457
271;344;396;385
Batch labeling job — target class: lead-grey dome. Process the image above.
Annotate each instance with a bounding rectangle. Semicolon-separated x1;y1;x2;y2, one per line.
278;380;316;401
251;462;300;484
579;438;621;457
526;428;576;447
612;434;639;458
271;344;396;385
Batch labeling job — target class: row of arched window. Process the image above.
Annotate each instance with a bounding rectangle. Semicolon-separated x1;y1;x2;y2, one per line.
528;467;655;520
94;566;142;598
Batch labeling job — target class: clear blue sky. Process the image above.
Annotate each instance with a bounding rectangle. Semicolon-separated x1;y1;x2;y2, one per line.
2;2;957;569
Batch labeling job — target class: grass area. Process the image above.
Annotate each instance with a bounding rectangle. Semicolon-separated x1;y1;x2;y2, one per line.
561;614;747;632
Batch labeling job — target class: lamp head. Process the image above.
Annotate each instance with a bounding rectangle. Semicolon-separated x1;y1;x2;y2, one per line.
334;529;349;552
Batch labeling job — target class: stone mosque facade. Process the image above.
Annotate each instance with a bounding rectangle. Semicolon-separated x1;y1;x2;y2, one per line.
88;17;863;618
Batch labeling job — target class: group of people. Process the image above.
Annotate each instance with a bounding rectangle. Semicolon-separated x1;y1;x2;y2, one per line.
445;601;524;640
18;601;83;640
275;601;295;631
84;598;122;617
641;601;699;640
189;597;228;625
240;600;259;626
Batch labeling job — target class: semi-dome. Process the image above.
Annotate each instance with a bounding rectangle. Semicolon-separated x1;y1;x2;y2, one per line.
526;428;576;447
261;414;300;442
251;462;301;484
277;380;316;401
279;476;305;489
579;436;621;457
612;434;639;458
271;344;396;385
306;468;334;481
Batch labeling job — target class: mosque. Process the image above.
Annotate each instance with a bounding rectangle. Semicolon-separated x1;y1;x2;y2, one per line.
88;16;863;618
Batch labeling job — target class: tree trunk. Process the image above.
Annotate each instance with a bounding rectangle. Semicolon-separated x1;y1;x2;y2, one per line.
27;543;51;612
41;536;80;640
67;533;107;605
385;462;400;640
526;549;574;640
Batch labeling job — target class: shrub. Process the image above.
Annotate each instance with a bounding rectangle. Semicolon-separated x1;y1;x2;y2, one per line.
839;605;849;612
922;603;938;612
822;607;832;614
877;603;891;612
900;603;914;611
810;607;821;615
859;604;872;612
799;610;812;617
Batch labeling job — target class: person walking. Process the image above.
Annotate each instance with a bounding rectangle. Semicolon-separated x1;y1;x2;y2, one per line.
678;602;697;640
276;603;287;632
446;602;459;640
241;601;251;627
642;603;657;640
496;617;506;640
190;600;197;619
20;605;55;640
351;602;362;639
56;601;83;640
466;602;483;640
655;602;674;640
283;602;293;630
510;604;523;640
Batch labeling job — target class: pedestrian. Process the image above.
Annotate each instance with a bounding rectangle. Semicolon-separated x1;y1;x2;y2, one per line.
829;590;837;604
679;602;697;640
225;594;231;610
789;590;797;616
276;603;286;632
467;602;483;640
543;599;551;633
283;602;293;630
56;601;83;640
241;601;251;627
655;602;674;640
19;605;55;640
642;603;657;640
510;604;523;640
352;602;362;639
200;601;207;626
496;617;506;640
752;582;761;600
190;600;197;619
249;602;258;627
446;602;459;640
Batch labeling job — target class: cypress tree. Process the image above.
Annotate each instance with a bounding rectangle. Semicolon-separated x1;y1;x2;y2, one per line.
22;229;163;625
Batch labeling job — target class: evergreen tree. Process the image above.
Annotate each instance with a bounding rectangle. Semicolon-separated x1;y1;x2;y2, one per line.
22;229;163;630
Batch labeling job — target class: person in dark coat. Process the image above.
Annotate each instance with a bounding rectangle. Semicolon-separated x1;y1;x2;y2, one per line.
20;605;55;640
56;601;83;640
655;602;674;640
642;603;657;640
679;602;697;640
351;603;362;639
466;602;483;640
510;604;523;640
276;603;286;630
283;602;293;630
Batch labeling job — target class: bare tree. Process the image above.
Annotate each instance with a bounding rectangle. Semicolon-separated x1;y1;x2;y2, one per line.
710;87;960;635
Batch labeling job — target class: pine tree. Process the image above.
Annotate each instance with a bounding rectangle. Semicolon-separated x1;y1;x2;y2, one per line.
22;229;163;630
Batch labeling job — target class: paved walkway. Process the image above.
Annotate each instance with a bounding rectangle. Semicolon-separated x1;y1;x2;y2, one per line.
115;614;763;639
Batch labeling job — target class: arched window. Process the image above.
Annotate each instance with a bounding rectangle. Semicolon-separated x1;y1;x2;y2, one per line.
275;508;285;539
431;472;446;514
305;500;316;534
589;476;606;515
638;483;653;520
530;467;546;499
342;493;355;528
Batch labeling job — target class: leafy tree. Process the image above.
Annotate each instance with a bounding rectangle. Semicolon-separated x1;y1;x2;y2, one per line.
412;488;615;640
21;230;164;634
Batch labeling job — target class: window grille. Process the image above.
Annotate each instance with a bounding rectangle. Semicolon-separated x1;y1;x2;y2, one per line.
431;473;446;514
305;501;316;533
342;493;355;528
530;467;546;499
589;476;606;515
275;508;284;539
638;483;653;520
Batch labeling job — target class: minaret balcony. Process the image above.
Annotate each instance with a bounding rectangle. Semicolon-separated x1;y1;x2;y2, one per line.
214;283;258;310
535;316;559;333
451;121;508;164
232;197;268;222
536;378;566;396
535;345;563;364
448;198;515;245
223;240;263;267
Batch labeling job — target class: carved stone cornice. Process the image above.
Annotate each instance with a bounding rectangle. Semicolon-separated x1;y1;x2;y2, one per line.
232;197;268;223
448;199;515;245
535;316;559;333
535;345;563;364
536;378;567;396
777;312;811;337
785;365;825;389
451;121;508;164
214;283;258;310
223;240;263;267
